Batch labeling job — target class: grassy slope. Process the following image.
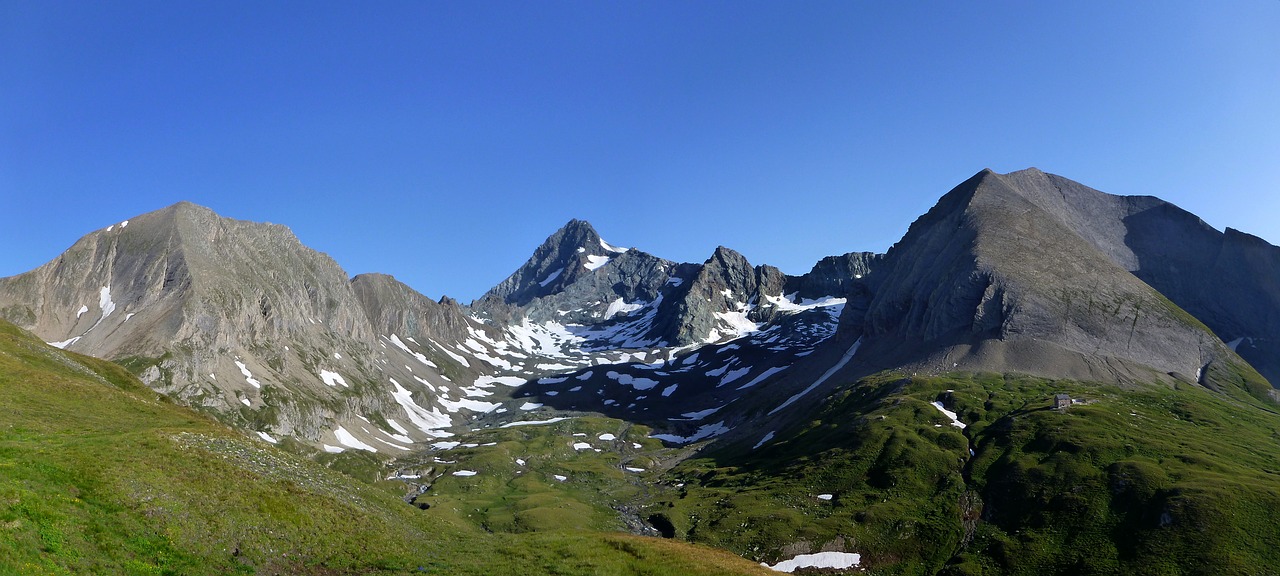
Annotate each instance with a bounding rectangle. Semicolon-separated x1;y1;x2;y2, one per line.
656;372;1280;575
0;320;771;576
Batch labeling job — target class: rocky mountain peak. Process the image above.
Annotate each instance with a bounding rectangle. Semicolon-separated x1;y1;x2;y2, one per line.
472;219;635;318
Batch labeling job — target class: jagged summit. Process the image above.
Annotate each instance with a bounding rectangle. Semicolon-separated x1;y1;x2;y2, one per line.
472;218;630;312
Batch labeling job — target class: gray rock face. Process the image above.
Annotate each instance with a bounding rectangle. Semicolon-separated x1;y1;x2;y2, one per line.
473;219;639;316
788;252;881;301
0;203;478;449
983;168;1280;385
352;273;482;346
662;246;785;343
472;222;858;347
859;168;1255;388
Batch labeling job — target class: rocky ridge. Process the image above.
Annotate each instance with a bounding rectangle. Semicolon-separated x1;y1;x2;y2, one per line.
2;168;1276;455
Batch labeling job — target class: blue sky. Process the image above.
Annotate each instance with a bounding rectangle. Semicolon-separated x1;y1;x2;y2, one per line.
3;2;1277;301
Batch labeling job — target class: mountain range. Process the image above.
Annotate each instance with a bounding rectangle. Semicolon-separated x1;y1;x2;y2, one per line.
3;167;1279;574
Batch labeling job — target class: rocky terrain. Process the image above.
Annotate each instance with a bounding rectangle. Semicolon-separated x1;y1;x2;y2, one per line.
4;167;1280;574
2;169;1275;455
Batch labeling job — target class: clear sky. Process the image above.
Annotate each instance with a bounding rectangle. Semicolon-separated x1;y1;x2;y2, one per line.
3;2;1278;302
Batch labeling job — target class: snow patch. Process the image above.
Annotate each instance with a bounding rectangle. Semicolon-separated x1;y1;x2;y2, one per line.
387;334;438;368
584;254;611;270
675;405;724;421
539;267;563;287
452;470;478;477
712;310;760;339
76;305;89;319
255;431;278;443
604;298;645;318
931;401;966;429
500;417;571;428
386;419;411;436
753;431;776;449
652;421;730;444
334;426;378;452
737;366;786;390
319;369;348;388
764;551;860;573
765;293;847;313
519;402;544;411
718;366;751;387
476;375;527;387
600;238;626;253
48;337;81;349
606;371;659;391
98;287;116;319
598;433;616;441
235;360;262;388
389;378;454;434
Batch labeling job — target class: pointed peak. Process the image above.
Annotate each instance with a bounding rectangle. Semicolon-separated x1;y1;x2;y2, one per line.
542;219;602;251
557;218;598;236
539;219;628;256
706;245;751;269
156;200;217;219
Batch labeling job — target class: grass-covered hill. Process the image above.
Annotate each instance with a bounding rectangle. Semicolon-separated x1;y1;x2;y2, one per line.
0;319;772;576
366;366;1280;575
655;372;1280;575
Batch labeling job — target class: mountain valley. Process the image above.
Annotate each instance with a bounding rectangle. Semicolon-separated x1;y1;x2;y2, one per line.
3;168;1280;575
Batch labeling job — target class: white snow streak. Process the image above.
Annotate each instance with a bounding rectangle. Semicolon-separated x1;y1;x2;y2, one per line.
48;337;81;349
98;287;116;319
389;378;454;434
500;417;571;428
600;238;626;253
539;267;564;287
334;426;378;452
387;334;438;368
753;431;776;449
931;401;966;429
235;360;262;389
737;366;786;390
768;337;862;415
764;552;860;573
652;421;730;444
